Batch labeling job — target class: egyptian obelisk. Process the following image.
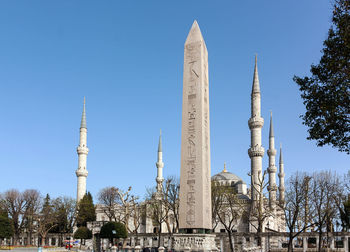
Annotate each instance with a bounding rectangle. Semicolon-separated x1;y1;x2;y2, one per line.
179;20;212;232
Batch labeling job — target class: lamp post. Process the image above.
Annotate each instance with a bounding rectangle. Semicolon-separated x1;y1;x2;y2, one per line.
112;230;116;250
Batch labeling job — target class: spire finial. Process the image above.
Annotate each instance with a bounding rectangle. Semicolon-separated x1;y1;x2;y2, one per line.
223;162;227;173
269;111;274;137
252;55;260;94
158;130;162;152
80;97;87;129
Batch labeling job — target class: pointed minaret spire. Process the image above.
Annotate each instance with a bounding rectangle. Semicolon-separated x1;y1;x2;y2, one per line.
267;111;277;211
248;55;264;204
156;130;164;195
252;54;261;94
279;144;284;164
269;111;274;137
278;144;285;205
76;97;89;202
158;129;162;152
80;97;87;129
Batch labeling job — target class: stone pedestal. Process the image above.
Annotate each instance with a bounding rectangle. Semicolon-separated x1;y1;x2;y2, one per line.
173;234;217;252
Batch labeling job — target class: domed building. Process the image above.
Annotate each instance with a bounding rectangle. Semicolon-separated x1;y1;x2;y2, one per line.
212;163;248;196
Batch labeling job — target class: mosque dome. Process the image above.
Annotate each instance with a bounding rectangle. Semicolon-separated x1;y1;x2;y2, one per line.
211;163;245;184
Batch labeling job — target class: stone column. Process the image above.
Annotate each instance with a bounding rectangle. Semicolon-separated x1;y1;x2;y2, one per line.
139;237;143;247
330;236;335;249
303;236;307;252
344;236;349;251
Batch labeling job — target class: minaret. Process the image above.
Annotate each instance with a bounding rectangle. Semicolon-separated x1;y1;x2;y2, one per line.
75;97;89;202
278;145;285;205
248;56;265;203
156;130;164;194
267;112;277;210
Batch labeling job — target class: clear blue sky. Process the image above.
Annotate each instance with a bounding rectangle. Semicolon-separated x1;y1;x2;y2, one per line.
0;0;348;201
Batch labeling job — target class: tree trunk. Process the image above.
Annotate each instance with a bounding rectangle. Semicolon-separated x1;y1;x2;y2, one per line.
13;233;18;245
158;224;162;248
228;231;234;252
42;234;46;246
288;234;294;252
318;231;322;252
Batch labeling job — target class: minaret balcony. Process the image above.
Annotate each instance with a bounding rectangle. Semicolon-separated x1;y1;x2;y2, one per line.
278;186;285;192
267;184;278;192
248;117;264;129
267;149;277;156
76;169;88;177
77;146;89;155
278;172;285;178
248;146;265;157
156;177;164;183
267;166;277;173
156;161;164;169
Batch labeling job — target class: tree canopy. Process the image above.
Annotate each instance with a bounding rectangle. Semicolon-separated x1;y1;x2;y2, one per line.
100;222;127;243
340;194;350;230
294;0;350;154
0;215;14;239
76;192;96;227
73;226;92;240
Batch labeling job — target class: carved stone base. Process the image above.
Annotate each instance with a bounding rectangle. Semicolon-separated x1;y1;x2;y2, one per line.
173;234;218;252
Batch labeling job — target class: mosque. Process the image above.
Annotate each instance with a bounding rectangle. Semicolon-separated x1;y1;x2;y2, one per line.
75;21;287;250
75;62;286;248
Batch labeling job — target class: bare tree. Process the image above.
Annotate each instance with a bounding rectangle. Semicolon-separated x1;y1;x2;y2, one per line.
338;171;350;231
145;187;169;248
310;171;340;251
51;196;76;246
98;186;119;221
129;198;144;234
211;181;224;231
37;194;57;246
22;189;41;245
163;176;180;233
115;186;134;233
247;170;272;247
212;182;244;252
282;173;314;252
1;189;26;245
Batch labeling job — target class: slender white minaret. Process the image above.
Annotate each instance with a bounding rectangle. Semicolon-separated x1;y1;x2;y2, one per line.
248;55;265;203
156;130;164;194
76;97;89;202
278;144;285;205
267;112;277;210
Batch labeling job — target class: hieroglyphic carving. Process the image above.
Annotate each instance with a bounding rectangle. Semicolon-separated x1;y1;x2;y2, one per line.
184;42;200;226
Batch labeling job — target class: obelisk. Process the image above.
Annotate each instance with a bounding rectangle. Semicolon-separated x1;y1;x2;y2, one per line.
179;20;212;232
